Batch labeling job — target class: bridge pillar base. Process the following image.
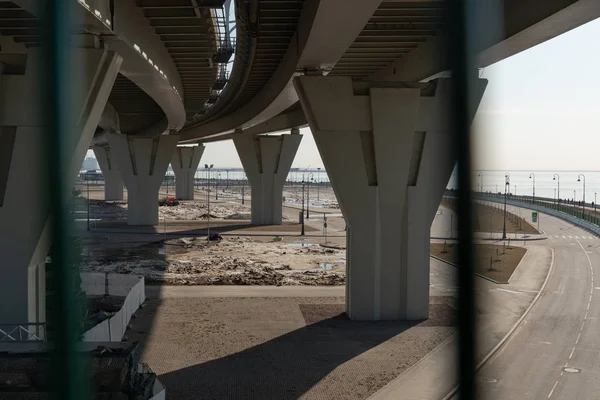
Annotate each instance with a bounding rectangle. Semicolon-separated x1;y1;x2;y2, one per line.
108;134;179;225
172;145;204;200
93;145;124;201
0;48;121;325
234;133;302;225
295;76;487;320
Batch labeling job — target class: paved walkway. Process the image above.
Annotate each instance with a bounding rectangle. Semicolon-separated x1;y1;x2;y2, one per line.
369;208;553;399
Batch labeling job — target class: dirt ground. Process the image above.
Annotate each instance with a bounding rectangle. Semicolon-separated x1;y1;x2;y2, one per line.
442;197;539;234
430;242;527;283
82;198;255;221
82;236;346;286
126;296;455;400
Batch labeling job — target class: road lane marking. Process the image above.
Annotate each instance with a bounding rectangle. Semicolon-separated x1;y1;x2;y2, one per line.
442;249;556;400
576;333;581;344
548;381;559;398
569;347;575;359
562;236;566;239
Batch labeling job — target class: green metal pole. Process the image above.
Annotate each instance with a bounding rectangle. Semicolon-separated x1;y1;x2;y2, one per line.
44;1;88;399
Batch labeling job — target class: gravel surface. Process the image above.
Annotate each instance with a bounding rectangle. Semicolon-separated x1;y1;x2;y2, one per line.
82;236;346;286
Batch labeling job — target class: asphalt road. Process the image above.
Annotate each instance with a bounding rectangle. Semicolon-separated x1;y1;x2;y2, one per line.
476;207;600;399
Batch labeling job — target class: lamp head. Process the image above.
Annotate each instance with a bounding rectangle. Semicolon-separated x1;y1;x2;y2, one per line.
578;177;581;182
204;164;208;168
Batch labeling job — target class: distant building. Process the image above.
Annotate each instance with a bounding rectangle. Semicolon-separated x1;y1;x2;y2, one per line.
82;156;98;170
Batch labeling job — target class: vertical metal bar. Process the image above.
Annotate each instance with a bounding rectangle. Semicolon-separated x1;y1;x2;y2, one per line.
43;1;88;399
448;1;476;399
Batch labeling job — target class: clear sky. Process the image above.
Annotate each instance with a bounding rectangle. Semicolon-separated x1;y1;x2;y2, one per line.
87;17;600;171
473;17;600;171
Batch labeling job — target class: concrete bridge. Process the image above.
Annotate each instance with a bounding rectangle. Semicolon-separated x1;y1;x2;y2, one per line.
0;0;598;325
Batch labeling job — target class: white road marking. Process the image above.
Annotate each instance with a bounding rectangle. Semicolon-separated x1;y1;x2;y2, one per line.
562;236;566;239
569;347;575;359
539;341;552;345
581;321;586;331
548;381;559;398
555;235;559;238
576;333;581;344
575;236;580;239
589;236;594;239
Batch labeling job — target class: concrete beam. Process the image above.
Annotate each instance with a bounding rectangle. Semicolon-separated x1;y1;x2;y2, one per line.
179;0;383;142
243;105;308;136
295;76;487;321
369;0;600;81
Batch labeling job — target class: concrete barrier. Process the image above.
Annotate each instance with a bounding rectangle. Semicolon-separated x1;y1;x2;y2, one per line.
81;273;146;342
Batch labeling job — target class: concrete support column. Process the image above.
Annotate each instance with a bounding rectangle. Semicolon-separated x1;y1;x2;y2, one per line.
295;76;487;320
0;48;122;325
93;145;124;200
233;134;302;225
172;145;204;200
107;134;179;225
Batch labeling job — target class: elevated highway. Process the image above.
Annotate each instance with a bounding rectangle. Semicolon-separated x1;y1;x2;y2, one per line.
0;0;599;325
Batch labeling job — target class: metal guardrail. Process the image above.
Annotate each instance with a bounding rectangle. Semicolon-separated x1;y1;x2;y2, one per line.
0;323;47;341
462;192;600;237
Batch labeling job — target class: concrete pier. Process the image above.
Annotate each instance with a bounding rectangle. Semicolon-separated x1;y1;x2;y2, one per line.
107;134;179;226
172;145;204;200
295;76;487;320
0;48;122;325
234;132;302;225
93;144;124;200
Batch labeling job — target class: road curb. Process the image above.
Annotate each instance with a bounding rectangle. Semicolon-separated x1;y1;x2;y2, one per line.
430;254;515;285
441;247;555;400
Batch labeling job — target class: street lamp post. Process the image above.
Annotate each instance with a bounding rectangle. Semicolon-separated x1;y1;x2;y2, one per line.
578;174;586;219
205;164;213;240
306;172;314;218
301;178;305;236
553;174;560;205
503;173;510;239
86;172;90;232
241;172;246;205
215;172;221;200
529;172;535;204
317;167;321;201
478;172;482;192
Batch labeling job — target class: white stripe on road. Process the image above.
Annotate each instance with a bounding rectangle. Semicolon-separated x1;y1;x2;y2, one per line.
548;381;559;398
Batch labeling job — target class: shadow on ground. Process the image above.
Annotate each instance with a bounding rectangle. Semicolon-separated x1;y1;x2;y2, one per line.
157;310;419;400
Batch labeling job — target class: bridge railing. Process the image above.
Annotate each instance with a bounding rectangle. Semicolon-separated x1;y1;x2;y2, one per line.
444;189;600;236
